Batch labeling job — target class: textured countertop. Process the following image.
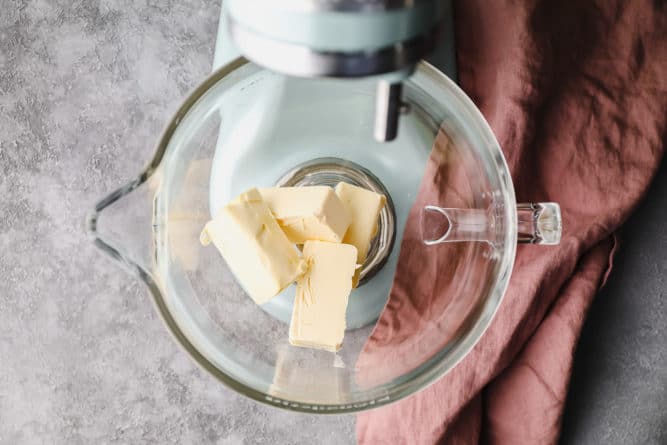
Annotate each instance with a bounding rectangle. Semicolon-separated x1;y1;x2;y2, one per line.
1;2;664;444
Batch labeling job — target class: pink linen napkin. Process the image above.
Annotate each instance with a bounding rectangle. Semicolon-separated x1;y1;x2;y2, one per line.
357;1;667;443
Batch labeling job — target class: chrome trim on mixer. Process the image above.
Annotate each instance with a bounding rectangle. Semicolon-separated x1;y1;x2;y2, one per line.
251;0;433;13
228;17;439;78
374;80;402;141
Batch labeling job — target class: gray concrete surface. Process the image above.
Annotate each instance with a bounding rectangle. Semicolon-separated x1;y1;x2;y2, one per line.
0;2;354;443
560;159;667;444
1;1;665;444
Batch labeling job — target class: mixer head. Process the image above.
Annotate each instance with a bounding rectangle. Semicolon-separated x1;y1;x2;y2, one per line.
224;0;444;142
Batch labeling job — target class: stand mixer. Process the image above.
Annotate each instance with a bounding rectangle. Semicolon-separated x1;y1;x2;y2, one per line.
88;1;561;411
211;0;453;329
222;0;446;142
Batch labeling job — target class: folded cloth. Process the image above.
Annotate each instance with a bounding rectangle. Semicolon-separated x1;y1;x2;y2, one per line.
357;1;667;443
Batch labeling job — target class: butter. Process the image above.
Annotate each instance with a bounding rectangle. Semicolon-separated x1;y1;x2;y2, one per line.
168;160;212;271
259;186;350;244
200;188;306;304
169;219;207;271
289;241;357;352
334;182;386;265
269;346;349;403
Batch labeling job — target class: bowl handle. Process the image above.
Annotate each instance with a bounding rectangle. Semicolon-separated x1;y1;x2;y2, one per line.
422;202;562;246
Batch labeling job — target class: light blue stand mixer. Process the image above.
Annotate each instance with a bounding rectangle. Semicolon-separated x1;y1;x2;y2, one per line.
211;0;456;329
88;0;560;410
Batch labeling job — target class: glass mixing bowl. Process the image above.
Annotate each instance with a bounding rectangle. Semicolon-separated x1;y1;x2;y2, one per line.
88;58;561;412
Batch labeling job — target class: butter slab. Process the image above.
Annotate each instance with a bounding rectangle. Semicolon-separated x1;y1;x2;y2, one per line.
289;241;357;352
334;182;386;265
200;188;306;304
259;186;350;244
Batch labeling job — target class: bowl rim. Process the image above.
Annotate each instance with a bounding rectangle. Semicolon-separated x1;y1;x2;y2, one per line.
89;57;517;414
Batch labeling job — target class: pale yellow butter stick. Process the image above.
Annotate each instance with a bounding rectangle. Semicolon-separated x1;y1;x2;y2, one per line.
200;188;306;305
289;241;357;352
334;182;386;285
259;186;350;244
